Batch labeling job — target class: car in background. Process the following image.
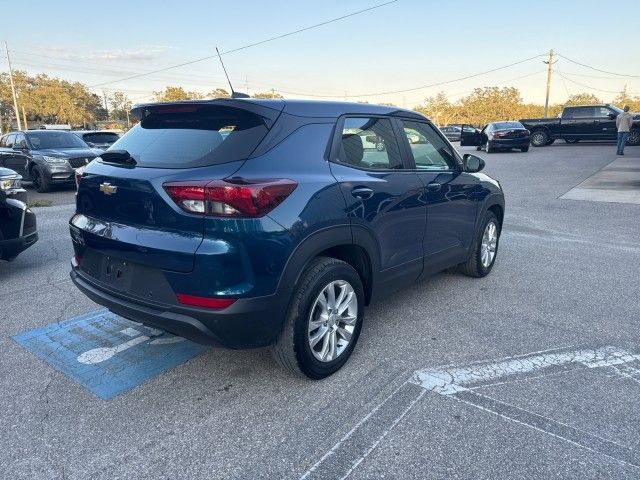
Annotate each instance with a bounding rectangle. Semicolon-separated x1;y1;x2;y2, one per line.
440;125;462;142
460;121;531;153
520;104;640;147
70;98;504;379
73;130;121;149
0;130;102;192
0;164;38;261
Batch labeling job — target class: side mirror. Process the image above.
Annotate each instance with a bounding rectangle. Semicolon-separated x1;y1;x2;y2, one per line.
607;113;617;120
463;154;485;173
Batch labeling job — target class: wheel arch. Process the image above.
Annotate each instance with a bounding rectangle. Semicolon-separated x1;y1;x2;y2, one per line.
487;203;504;230
476;194;505;237
277;225;381;306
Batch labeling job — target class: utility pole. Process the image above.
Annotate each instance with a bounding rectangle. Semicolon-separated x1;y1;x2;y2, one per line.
103;91;109;119
21;105;28;130
4;42;22;131
543;49;554;118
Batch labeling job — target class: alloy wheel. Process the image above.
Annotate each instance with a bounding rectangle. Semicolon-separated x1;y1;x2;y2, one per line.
480;221;498;268
531;132;545;146
307;280;358;363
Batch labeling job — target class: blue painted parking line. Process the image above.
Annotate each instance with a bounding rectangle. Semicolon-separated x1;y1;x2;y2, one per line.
13;309;209;400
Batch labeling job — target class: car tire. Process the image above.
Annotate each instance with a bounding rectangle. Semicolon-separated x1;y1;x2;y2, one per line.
271;257;365;379
530;130;548;147
458;211;500;278
628;129;640;146
32;166;51;193
484;141;492;153
564;138;579;144
521;146;529;152
545;139;555;145
476;146;482;151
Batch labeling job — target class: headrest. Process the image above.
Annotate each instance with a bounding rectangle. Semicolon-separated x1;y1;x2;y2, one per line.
340;134;364;166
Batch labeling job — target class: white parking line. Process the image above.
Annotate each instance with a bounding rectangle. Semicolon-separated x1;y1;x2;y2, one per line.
299;346;640;479
410;346;640;395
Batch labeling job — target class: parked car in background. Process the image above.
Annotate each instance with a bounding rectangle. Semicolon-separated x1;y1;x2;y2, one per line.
520;104;640;147
440;125;462;142
0;130;102;192
0;165;38;261
460;121;531;153
70;98;504;379
0;144;30;174
73;130;121;149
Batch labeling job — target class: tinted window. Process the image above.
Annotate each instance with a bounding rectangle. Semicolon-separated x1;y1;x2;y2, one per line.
401;120;457;171
14;134;27;148
337;117;403;170
26;131;89;149
565;107;594;118
82;132;120;144
110;105;269;168
595;107;615;117
493;121;524;130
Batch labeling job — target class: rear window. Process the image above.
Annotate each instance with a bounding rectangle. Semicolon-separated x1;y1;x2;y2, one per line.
109;105;269;168
82;132;120;144
493;122;524;130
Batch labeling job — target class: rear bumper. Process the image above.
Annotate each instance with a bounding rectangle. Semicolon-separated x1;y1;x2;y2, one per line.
490;138;530;148
70;267;288;349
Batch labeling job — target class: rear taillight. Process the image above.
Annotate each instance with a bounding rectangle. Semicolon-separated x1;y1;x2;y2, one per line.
75;166;85;190
163;178;297;218
494;131;507;137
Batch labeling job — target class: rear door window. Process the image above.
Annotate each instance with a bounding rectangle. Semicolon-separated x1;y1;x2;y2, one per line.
565;107;594;119
336;117;403;170
110;105;270;168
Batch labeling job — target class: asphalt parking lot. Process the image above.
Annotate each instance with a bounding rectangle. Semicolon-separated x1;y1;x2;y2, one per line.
2;143;640;479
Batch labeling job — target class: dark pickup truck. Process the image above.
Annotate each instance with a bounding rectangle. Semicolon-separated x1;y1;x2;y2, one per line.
520;105;640;147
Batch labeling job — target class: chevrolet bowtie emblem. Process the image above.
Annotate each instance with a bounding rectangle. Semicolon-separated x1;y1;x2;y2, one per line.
99;182;117;195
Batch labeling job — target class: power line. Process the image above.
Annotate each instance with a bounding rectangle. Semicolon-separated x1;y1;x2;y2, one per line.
559;70;640;81
556;54;640;78
87;0;399;88
404;69;546;105
268;54;547;98
555;71;638;95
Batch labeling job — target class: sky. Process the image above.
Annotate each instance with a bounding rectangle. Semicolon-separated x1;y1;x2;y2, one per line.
1;0;639;107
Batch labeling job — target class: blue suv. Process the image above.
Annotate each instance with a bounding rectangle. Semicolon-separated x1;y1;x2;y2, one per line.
70;99;504;378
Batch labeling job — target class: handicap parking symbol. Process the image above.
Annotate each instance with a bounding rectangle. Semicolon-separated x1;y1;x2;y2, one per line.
13;309;209;400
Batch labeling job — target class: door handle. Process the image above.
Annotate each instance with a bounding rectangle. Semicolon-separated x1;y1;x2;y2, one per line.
426;182;442;192
351;187;374;199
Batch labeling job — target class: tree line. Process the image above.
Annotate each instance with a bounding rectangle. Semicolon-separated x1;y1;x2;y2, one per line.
1;71;638;132
415;87;640;127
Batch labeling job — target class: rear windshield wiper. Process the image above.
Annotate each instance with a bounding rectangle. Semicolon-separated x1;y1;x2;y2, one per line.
99;150;136;167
